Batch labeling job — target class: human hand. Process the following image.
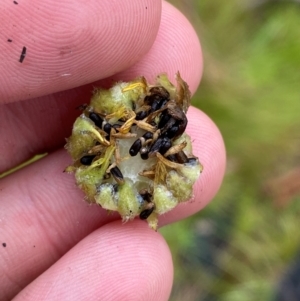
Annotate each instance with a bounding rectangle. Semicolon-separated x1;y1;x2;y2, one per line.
0;1;226;300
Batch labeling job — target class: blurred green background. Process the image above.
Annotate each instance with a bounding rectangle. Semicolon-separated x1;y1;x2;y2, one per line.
163;0;300;300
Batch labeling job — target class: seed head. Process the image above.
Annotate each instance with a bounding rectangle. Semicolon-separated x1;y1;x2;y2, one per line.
65;72;203;230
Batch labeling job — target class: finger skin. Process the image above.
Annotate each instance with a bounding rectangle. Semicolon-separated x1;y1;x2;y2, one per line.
0;108;225;300
0;0;161;103
13;220;173;301
0;2;209;299
0;1;202;174
102;1;203;95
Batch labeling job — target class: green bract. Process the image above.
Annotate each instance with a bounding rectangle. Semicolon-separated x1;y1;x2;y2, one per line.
65;73;203;230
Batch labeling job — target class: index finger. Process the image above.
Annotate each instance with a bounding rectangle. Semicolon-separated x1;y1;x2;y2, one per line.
0;0;161;103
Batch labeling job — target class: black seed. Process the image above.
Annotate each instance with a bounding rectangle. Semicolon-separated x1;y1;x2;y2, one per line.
176;114;188;137
150;97;168;113
135;110;148;120
13;0;18;4
143;132;153;140
164;123;179;139
110;166;124;184
7;39;12;42
167;154;177;162
175;151;188;164
158;111;171;129
19;46;26;63
144;87;170;113
103;123;112;134
161;113;187;139
160;117;176;136
149;137;171;155
140;191;152;203
89;112;103;128
2;243;6;247
140;207;154;220
140;148;149;160
80;155;96;165
129;139;142;156
110;166;123;178
159;138;172;154
149;137;163;154
150;97;163;112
